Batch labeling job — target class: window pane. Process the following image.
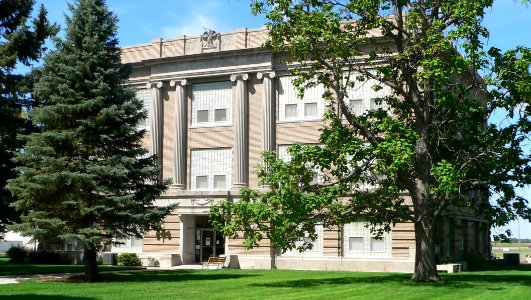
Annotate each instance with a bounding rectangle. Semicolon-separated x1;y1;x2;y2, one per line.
304;102;318;117
213;175;226;189
349;237;364;252
196;176;208;189
370;237;385;252
349;99;364;116
214;109;227;122
197;110;209;123
285;104;298;118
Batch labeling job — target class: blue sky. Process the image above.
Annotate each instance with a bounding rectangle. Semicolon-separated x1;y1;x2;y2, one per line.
37;0;531;238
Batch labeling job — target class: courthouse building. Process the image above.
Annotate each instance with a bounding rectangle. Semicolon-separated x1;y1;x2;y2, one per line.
114;27;490;271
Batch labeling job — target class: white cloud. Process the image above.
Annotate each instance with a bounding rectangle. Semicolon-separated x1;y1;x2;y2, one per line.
161;13;219;38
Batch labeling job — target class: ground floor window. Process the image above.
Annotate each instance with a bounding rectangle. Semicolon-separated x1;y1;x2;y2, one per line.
343;221;391;257
282;224;323;256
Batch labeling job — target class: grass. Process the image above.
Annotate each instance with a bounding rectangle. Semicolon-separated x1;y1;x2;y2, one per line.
0;253;143;276
0;268;530;300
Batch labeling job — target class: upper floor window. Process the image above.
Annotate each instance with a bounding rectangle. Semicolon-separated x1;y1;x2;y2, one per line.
344;74;391;116
190;148;231;191
278;76;325;121
192;81;232;126
136;89;151;129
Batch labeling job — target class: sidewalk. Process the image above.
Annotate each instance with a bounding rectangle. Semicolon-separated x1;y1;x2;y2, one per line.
0;264;204;284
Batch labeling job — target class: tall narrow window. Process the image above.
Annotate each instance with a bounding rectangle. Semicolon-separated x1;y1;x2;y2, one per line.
136;89;151;129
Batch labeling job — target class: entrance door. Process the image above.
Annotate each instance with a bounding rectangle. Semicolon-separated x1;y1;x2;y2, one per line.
194;229;225;263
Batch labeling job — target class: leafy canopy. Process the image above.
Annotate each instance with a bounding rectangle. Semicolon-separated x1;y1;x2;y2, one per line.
212;0;531;281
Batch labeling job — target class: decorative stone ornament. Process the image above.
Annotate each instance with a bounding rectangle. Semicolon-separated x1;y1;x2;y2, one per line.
201;29;220;48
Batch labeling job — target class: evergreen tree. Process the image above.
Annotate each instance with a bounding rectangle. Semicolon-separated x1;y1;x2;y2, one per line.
0;0;57;238
7;0;174;282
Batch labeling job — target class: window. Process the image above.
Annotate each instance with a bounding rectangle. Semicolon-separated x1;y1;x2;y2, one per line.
370;237;386;252
278;144;323;184
348;99;364;116
304;102;318;117
213;175;226;189
285;104;298;118
192;81;232;126
197;110;209;123
191;148;231;190
343;221;391;257
278;76;324;121
283;224;323;256
214;109;227;122
349;237;364;252
136;89;151;129
195;176;208;189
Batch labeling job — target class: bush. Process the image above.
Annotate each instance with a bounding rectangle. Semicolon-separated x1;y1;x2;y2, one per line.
147;257;160;267
6;246;28;263
27;251;73;265
117;253;141;266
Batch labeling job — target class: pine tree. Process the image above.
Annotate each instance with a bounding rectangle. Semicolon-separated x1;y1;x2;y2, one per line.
7;0;174;282
0;0;57;238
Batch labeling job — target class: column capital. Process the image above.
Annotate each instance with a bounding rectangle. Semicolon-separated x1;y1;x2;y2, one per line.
256;71;276;80
146;81;163;89
230;73;249;82
169;79;189;87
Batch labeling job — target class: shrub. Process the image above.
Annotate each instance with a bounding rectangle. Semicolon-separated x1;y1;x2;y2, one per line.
147;257;160;267
27;251;73;265
117;253;141;266
6;246;28;263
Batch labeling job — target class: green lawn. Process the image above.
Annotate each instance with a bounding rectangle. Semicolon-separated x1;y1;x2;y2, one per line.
0;253;143;276
1;268;530;300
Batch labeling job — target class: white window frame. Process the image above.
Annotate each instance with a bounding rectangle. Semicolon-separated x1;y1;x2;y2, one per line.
343;73;392;116
278;76;325;121
283;224;324;256
190;148;231;191
343;221;391;257
191;81;232;127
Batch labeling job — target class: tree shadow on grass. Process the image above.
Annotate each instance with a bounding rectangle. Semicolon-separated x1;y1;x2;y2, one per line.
250;271;531;289
95;269;257;283
0;295;94;300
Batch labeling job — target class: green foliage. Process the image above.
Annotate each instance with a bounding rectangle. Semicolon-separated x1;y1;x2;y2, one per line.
6;246;28;263
147;257;160;267
0;0;57;238
214;0;531;281
6;0;175;281
117;253;141;266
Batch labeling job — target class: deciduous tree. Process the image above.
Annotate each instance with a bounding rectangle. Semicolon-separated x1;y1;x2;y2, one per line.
212;0;531;281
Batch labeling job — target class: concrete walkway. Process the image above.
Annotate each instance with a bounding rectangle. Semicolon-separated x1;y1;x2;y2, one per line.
0;264;205;284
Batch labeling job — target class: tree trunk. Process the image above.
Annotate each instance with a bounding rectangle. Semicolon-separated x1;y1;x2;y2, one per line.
83;243;100;282
411;218;440;282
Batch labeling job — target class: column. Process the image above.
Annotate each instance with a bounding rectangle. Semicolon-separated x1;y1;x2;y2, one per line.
257;72;276;153
147;81;163;169
230;73;249;188
170;79;188;189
